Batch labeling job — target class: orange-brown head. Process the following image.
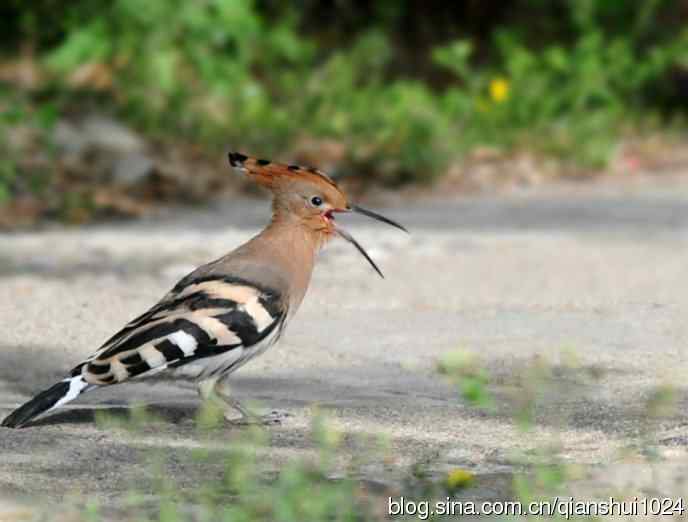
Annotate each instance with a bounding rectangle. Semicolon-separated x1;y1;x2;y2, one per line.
228;152;407;277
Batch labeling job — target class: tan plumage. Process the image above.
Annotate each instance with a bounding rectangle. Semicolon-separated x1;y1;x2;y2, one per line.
2;152;407;428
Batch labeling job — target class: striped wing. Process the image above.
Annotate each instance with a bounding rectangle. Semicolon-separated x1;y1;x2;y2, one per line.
73;275;285;385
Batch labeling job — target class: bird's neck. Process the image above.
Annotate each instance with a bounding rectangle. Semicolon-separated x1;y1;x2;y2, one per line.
249;211;329;310
268;208;332;247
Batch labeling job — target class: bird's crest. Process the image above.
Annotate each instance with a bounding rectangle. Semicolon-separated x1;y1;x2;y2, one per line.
228;151;338;191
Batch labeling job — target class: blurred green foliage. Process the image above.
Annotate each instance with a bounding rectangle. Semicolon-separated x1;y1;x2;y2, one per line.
79;410;374;522
1;0;688;198
434;25;688;168
0;87;56;204
437;349;495;411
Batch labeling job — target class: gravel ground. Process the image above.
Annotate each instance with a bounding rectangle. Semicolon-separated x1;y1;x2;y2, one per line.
2;178;688;516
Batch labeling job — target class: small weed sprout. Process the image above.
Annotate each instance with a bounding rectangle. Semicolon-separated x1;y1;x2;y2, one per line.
437;349;495;411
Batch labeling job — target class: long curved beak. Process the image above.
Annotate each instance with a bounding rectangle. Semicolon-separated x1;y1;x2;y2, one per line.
331;205;408;279
349;205;408;233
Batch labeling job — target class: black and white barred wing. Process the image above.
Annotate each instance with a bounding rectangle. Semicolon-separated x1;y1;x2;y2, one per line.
76;276;285;384
1;275;285;428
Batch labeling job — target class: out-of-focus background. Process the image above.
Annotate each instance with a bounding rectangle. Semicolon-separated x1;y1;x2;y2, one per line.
2;0;688;226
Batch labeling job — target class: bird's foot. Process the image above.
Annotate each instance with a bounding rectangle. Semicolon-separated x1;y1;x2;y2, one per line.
224;409;290;426
198;377;288;427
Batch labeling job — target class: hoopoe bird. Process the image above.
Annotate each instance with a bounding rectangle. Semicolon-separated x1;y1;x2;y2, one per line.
2;152;407;428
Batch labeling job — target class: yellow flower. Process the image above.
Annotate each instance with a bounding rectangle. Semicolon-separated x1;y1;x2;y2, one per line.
446;468;475;491
489;77;510;103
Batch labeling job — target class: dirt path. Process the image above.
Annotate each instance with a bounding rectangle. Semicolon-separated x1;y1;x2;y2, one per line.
2;180;688;515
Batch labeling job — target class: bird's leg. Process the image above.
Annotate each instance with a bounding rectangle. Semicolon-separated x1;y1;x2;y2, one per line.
197;376;287;426
215;379;289;425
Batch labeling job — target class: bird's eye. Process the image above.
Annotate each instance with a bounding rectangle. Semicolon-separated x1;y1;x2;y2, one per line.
310;196;323;207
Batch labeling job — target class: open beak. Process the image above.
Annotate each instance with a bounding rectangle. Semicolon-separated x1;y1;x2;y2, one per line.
330;205;408;279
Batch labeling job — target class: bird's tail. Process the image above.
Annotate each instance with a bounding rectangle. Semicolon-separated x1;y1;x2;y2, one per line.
1;375;93;428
